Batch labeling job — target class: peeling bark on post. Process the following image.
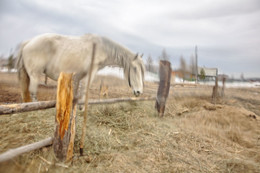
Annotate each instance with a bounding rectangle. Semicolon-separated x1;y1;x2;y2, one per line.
53;72;76;162
155;60;172;117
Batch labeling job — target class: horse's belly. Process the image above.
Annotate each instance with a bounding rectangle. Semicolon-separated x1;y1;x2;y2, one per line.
45;58;86;81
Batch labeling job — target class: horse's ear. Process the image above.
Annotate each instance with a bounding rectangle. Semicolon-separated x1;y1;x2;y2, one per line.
140;53;143;58
134;53;138;60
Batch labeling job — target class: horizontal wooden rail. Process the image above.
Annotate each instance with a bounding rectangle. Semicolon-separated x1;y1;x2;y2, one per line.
0;137;53;163
0;97;156;115
0;101;56;115
78;96;156;105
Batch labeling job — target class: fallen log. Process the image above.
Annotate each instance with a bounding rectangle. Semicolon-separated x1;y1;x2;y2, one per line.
0;137;53;163
0;97;156;115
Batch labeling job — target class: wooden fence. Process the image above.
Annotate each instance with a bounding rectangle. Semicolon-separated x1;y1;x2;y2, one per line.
0;59;172;162
0;97;156;115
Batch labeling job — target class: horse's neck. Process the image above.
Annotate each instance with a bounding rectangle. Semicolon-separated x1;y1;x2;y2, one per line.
101;37;134;68
113;54;132;68
112;51;135;71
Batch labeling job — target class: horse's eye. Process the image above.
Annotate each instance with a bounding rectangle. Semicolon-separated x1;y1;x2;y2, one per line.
134;67;137;72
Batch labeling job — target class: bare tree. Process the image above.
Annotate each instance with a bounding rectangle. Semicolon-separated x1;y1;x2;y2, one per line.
240;73;245;81
7;49;14;72
231;75;234;82
146;54;154;72
199;68;206;80
190;55;196;79
180;56;187;82
159;48;170;61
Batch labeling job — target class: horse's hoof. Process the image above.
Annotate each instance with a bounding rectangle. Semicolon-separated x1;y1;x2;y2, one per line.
78;105;85;111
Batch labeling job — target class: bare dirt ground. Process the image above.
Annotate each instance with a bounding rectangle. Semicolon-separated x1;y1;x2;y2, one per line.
0;72;259;172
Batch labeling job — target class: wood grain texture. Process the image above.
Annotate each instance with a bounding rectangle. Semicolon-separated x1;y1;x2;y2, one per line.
53;72;76;161
155;60;172;117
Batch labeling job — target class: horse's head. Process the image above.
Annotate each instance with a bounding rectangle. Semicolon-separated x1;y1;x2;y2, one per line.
126;53;145;97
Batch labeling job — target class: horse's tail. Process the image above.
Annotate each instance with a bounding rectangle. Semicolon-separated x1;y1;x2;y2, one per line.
15;41;31;102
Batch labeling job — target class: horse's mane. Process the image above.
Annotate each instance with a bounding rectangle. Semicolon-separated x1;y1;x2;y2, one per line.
100;36;145;86
100;37;135;70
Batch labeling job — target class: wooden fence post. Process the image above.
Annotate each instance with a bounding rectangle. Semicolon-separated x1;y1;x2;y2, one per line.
212;76;218;104
221;77;226;97
155;60;172;117
53;72;76;161
79;43;96;156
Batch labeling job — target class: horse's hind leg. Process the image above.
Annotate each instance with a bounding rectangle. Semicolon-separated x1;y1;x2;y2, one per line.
18;66;31;102
28;75;39;102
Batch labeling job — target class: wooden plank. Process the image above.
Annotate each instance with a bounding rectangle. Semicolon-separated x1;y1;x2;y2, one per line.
155;60;172;117
53;72;76;161
0;137;53;163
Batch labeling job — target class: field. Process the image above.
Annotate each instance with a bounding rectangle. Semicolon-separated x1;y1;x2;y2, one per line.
0;72;259;173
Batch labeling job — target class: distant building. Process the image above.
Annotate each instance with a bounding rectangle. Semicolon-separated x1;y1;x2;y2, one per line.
171;67;218;82
197;67;218;81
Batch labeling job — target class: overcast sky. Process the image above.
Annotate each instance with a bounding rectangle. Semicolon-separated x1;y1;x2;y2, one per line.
0;0;259;78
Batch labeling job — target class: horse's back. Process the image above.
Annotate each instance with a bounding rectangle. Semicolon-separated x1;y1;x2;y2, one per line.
24;34;60;55
21;33;100;79
22;34;61;74
23;33;102;60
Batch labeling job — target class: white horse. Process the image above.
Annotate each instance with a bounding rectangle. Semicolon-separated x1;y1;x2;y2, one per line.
16;33;145;103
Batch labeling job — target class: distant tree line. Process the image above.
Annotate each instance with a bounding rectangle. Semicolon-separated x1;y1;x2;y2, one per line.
0;49;16;72
8;53;15;71
145;48;201;82
145;48;171;74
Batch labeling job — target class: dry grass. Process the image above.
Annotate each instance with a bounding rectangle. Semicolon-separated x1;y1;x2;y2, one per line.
0;98;259;173
0;72;260;172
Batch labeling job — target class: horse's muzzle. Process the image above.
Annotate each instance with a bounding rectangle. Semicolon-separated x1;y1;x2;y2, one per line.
134;91;141;97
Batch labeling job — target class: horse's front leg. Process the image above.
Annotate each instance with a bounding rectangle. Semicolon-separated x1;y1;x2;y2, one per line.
78;68;98;111
28;75;39;102
72;73;85;105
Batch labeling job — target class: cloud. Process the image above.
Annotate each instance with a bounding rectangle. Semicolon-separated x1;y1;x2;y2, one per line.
0;0;259;77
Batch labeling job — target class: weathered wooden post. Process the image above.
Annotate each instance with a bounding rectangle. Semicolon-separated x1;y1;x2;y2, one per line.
53;72;76;161
155;60;172;117
79;43;96;156
212;76;218;104
221;77;226;97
